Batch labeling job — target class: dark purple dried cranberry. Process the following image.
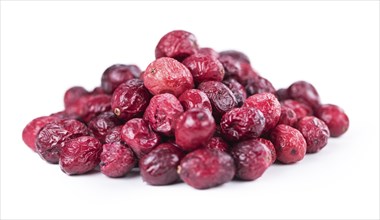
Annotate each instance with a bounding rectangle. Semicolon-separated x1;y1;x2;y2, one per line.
87;112;122;143
104;125;123;144
50;111;79;120
219;50;250;64
197;47;219;58
179;149;235;189
182;54;225;84
231;139;272;180
245;76;276;96
257;138;277;164
101;64;141;94
111;79;151;121
315;104;349;137
64;86;88;109
278;106;298;127
22;116;60;151
121;118;161;159
100;142;136;177
90;86;106;95
288;81;321;110
59;136;102;175
276;88;289;101
175;108;215;152
296;116;330;153
281;99;313;120
178;89;212;113
204;137;229;152
223;78;247;106
139;143;184;185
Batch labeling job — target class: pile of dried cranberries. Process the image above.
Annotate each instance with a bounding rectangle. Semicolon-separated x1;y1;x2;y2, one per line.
22;30;349;189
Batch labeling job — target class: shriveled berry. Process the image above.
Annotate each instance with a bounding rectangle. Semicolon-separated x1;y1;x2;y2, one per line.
143;57;194;97
175;108;215;152
155;30;198;61
100;142;136;177
22;116;60;151
64;86;88;109
90;86;106;95
101;64;141;94
179;149;235;189
104;125;123;144
111;79;151;121
178;89;212;113
231;139;272;180
50;111;78;120
276;88;289;101
278;106;297;127
59;136;102;175
182;54;225;84
257;138;276;164
197;47;219;58
270;124;307;164
219;50;250;64
144;93;184;136
223;78;247;106
204;137;229;152
139;143;184;185
245;76;276;96
281;99;313;120
288;81;320;110
244;93;281;132
218;54;243;82
220;107;265;141
121;118;161;158
87;112;122;143
296;116;330;153
315;104;349;137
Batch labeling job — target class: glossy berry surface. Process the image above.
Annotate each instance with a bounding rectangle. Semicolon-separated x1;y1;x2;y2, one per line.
257;138;277;164
197;47;219;58
205;137;229;153
22;116;60;151
182;54;225;84
281;99;313;120
100;142;136;177
278;106;298;127
296;116;330;153
245;76;276;96
179;149;235;189
101;64;141;94
87;112;122;143
315;104;349;137
219;50;250;64
288;81;320;110
104;126;123;144
223;78;247;107
178;89;212;113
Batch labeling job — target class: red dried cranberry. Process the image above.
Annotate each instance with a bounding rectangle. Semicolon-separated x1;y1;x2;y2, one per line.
315;104;349;137
219;50;250;64
257;138;276;164
22;116;60;151
245;76;276;96
87;112;122;143
182;54;225;84
155;30;198;61
100;142;136;177
139;143;184;185
111;79;151;121
59;136;102;175
220;107;265;141
90;86;106;95
64;86;88;109
197;47;219;58
101;64;141;94
104;125;123;144
204;137;229;152
143;93;184;136
270;124;307;164
143;57;194;97
175;108;216;152
121;118;161;158
244;93;281;132
50;111;79;120
36;119;89;163
198;81;238;120
276;88;289;101
178;149;235;189
223;78;247;106
296;116;330;153
281;99;313;120
178;89;212;113
231;139;271;180
287;81;321;110
278;106;298;127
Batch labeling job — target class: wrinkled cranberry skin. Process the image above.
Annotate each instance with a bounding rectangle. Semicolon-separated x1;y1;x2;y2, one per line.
197;47;219;59
231;139;272;180
64;86;89;109
50;111;79;120
288;81;321;110
205;137;229;152
276;88;289;101
244;93;281;132
111;79;151;121
278;106;298;127
175;108;216;152
179;149;235;189
144;93;184;136
100;142;136;177
121;118;161;158
155;30;198;61
140;143;184;185
223;78;247;106
281;99;313;120
220;107;265;141
101;64;141;94
182;54;225;84
87;112;122;143
36;119;89;164
178;89;212;113
198;81;238;120
143;57;194;97
296;116;330;153
270;124;307;164
257;138;277;164
315;104;349;137
219;50;250;64
245;76;276;96
104;126;123;144
59;136;102;175
22;116;60;151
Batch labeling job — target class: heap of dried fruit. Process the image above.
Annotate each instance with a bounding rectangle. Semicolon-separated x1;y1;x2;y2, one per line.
22;30;349;189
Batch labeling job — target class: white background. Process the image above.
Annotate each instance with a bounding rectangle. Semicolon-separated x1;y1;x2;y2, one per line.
1;1;379;219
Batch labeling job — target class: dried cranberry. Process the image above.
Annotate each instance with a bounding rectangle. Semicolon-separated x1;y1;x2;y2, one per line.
175;108;215;152
270;124;307;164
218;54;243;82
182;54;225;84
278;106;298;127
87;112;122;143
287;81;321;110
178;149;235;189
244;93;281;132
111;79;151;121
143;57;194;97
197;47;219;58
104;125;123;144
90;86;106;95
22;116;60;151
257;138;276;164
296;116;330;153
101;64;141;94
220;107;265;141
245;76;276;97
139;143;184;185
198;81;238;120
59;136;102;175
315;104;349;137
223;78;247;106
281;99;313;120
50;111;79;120
155;30;198;61
143;93;184;136
63;86;88;109
231;139;272;180
219;50;250;64
204;137;229;152
178;89;212;113
276;88;289;101
100;142;136;177
121;118;161;158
